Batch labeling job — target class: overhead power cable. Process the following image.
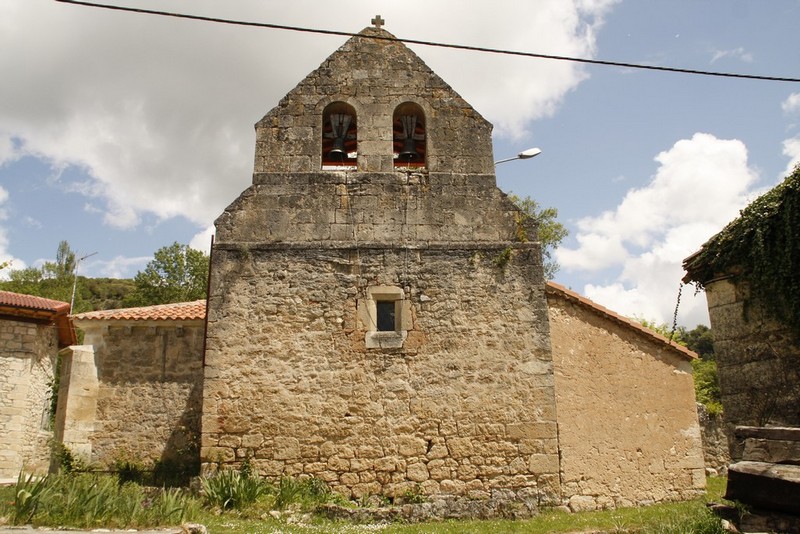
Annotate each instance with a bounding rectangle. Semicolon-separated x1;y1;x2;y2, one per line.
55;0;800;83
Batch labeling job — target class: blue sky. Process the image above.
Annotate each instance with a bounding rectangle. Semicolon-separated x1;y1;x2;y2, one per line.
1;0;799;327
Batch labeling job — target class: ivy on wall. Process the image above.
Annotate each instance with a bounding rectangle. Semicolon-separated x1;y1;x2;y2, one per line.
684;165;800;340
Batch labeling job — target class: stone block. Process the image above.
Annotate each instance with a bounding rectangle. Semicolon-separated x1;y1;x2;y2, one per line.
726;461;800;515
527;454;559;475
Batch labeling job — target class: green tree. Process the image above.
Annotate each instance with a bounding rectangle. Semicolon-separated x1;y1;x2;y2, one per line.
693;358;723;415
127;242;209;306
1;241;81;307
509;195;569;279
681;324;715;359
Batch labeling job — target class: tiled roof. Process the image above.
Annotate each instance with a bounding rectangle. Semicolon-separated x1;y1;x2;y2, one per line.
0;290;76;347
546;281;697;361
73;300;207;322
0;291;71;314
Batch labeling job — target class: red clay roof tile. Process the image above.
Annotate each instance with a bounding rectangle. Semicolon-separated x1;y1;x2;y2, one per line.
0;290;71;314
0;290;76;347
73;300;207;322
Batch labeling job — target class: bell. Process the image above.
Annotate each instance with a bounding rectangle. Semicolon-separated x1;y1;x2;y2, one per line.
398;137;418;161
328;136;346;159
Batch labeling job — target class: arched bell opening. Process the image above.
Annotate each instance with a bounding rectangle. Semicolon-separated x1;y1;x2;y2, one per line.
393;102;426;169
322;102;357;168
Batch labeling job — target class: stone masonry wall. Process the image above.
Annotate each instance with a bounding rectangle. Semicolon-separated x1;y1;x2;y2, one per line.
253;27;494;175
0;317;56;478
548;298;705;511
696;403;730;475
77;321;204;470
704;278;800;460
203;245;558;502
216;173;521;245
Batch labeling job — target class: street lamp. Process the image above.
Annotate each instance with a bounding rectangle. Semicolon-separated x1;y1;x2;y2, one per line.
70;251;97;312
494;147;542;165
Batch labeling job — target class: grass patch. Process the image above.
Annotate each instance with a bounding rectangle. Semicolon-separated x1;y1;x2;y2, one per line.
0;473;199;529
0;475;731;533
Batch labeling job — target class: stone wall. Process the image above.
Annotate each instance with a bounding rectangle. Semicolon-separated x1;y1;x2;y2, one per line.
253;27;494;175
204;243;558;502
216;173;522;245
70;321;205;470
0;317;56;478
696;403;730;475
704;277;800;460
547;296;706;511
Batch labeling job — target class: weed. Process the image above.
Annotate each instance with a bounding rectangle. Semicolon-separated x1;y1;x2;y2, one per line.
112;451;147;485
50;441;87;474
153;457;198;488
492;246;514;269
201;469;266;510
12;472;50;525
400;484;426;504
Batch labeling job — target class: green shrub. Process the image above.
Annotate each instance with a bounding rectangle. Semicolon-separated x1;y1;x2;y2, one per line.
201;469;266;510
12;472;50;525
50;441;88;474
153;457;198;488
9;472;198;528
693;358;723;415
274;476;338;510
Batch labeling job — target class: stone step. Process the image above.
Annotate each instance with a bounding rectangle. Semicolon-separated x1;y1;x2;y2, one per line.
735;426;800;442
742;437;800;464
726;461;800;515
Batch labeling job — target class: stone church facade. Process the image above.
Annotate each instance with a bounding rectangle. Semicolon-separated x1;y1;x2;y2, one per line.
202;23;560;503
51;20;706;512
198;21;704;504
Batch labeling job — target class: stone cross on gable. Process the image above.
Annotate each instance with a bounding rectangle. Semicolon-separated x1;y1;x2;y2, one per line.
371;15;385;29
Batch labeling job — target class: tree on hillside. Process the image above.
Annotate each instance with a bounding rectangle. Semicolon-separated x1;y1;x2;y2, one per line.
126;242;209;306
0;241;85;309
509;195;569;279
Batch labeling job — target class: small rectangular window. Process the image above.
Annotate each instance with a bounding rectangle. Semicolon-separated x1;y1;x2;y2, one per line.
376;300;396;331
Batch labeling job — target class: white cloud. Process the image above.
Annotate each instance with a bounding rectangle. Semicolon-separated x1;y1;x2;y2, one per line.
0;186;27;277
782;93;800;115
189;226;215;254
0;0;618;237
558;133;760;326
89;255;152;279
710;47;753;64
0;134;19;167
783;136;800;175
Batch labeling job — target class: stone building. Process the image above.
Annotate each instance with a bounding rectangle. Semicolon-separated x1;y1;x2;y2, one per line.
683;167;800;526
683;167;800;456
0;290;74;478
199;19;704;506
63;301;205;474
202;21;560;504
52;19;705;511
60;281;705;508
547;282;705;509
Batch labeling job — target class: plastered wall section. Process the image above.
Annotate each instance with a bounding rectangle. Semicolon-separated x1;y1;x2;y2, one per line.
548;298;705;511
0;318;56;478
67;321;205;468
704;278;800;460
203;246;559;502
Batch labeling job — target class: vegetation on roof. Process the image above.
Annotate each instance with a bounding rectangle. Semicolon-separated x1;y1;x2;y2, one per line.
684;165;800;339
